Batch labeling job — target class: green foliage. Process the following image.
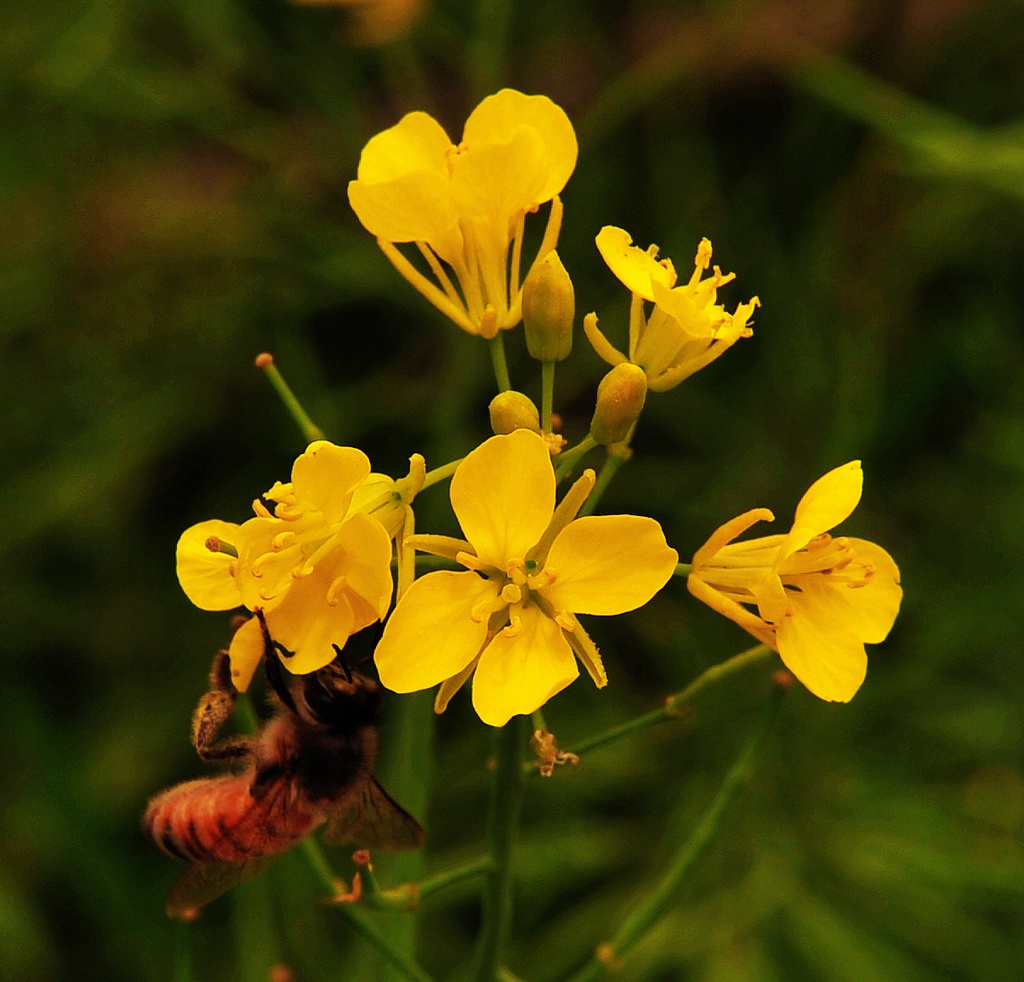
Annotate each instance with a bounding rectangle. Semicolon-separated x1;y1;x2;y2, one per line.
3;0;1024;979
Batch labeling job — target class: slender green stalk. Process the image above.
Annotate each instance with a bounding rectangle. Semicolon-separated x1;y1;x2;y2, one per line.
472;714;530;981
489;334;512;392
540;361;555;431
577;448;628;517
422;457;463;489
555;435;598;481
674;562;692;577
377;690;436;980
528;645;773;774
299;840;436;982
566;684;785;982
255;353;325;444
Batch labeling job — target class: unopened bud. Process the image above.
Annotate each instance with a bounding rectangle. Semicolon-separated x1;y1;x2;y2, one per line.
522;250;574;362
589;363;647;445
489;391;541;435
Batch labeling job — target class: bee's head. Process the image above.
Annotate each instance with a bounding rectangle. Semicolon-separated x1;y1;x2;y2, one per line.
296;657;384;731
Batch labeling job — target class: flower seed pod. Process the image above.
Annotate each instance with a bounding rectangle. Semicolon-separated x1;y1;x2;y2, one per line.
522;250;574;362
489;391;541;435
589;363;647;445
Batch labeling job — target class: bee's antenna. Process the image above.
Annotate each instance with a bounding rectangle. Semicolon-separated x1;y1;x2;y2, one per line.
332;644;354;683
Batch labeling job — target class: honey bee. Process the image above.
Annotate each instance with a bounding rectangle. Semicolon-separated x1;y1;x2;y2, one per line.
144;614;424;918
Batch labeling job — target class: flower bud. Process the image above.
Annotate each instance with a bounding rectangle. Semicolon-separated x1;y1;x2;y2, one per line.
589;363;648;445
522;250;574;362
489;391;541;435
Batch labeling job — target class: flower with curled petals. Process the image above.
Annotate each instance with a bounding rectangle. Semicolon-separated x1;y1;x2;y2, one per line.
177;442;425;690
687;461;902;702
373;429;678;727
347;89;577;338
585;226;758;391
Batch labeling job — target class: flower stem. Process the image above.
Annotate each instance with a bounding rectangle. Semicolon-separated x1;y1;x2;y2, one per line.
254;353;325;445
674;562;692;577
418;856;495;901
555;435;598;481
540;361;555;432
532;644;773;770
472;714;530;981
422;457;463;489
577;445;630;517
489;334;512;392
566;683;785;982
298;840;436;982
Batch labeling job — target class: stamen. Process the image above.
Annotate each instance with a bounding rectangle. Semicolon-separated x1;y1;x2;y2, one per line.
327;575;348;606
555;610;576;632
527;567;556;590
252;499;273;519
205;536;238;558
272;531;296;551
502;611;522;637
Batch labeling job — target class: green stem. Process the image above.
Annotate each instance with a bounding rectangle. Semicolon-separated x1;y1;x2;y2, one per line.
299;840;436;982
472;714;530;981
566;684;785;982
555;435;598;481
256;354;325;444
489;334;512;392
531;645;773;771
540;361;555;432
674;562;692;577
422;457;463;489
418;856;495;902
577;448;628;517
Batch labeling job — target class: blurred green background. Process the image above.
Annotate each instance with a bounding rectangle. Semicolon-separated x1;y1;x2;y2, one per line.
3;0;1023;979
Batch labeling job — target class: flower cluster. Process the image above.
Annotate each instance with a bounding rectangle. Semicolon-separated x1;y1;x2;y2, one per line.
176;88;902;726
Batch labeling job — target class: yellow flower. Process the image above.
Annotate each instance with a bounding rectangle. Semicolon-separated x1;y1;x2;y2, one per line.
585;226;758;391
687;461;902;702
347;89;578;338
176;442;417;690
374;430;678;726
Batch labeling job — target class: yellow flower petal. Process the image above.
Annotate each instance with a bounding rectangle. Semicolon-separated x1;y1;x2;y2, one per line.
775;599;868;703
596;226;677;301
267;584;356;677
450;126;547;225
330;513;396;624
463;89;578;204
542;515;678;615
450;430;555;570
290;442;371;523
780;461;863;561
353;110;453;184
176;520;242;611
374;571;496;692
226;615;266;692
471;606;578;727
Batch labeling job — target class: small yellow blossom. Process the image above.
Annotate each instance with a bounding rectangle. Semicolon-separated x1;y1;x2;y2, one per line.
176;442;423;690
687;461;902;702
347;89;578;338
374;430;678;726
585;226;758;391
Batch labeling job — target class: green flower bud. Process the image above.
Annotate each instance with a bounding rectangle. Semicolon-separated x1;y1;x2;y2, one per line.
522;250;574;362
489;391;541;435
589;363;648;445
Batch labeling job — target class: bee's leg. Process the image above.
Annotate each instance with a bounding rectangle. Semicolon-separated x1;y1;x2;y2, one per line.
191;648;253;762
256;611;299;715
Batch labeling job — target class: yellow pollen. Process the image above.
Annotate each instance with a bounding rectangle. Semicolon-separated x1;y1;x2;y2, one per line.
290;564;313;580
252;499;272;519
502;612;522;637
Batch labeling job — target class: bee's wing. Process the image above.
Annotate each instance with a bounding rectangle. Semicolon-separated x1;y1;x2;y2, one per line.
322;774;425;851
159;771;321;918
165;856;273;919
